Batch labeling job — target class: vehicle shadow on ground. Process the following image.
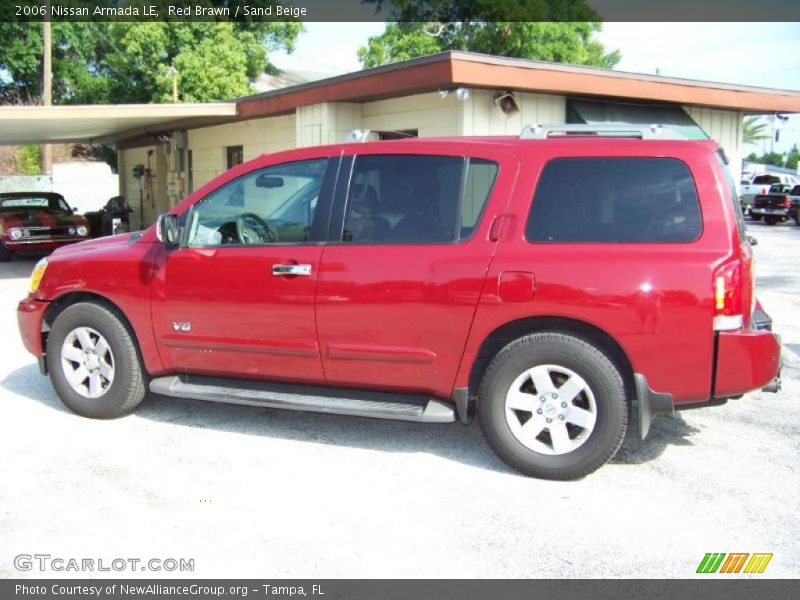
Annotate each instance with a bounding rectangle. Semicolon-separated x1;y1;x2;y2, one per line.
3;362;699;476
613;413;699;465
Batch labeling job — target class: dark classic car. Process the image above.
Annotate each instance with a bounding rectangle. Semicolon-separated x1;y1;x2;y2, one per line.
0;192;90;261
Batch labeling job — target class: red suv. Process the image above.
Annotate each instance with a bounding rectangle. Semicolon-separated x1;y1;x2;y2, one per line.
17;126;781;479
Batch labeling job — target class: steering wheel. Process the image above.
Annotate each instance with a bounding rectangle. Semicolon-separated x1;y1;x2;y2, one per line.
236;212;276;244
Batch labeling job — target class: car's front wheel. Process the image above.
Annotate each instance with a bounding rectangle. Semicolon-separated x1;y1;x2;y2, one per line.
0;242;12;262
47;302;146;418
478;332;628;480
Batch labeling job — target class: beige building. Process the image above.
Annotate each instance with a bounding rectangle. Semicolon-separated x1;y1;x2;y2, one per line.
3;51;800;229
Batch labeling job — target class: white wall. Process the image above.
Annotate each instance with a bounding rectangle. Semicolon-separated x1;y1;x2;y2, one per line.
460;90;566;135
361;92;463;137
685;106;744;182
188;115;296;190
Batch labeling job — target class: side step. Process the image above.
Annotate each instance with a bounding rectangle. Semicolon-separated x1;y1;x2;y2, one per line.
149;375;456;423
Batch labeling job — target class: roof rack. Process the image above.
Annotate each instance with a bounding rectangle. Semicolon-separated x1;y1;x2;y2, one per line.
520;123;685;140
343;129;372;143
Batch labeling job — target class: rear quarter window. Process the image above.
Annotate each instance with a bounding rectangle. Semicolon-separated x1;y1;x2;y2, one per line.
525;157;702;243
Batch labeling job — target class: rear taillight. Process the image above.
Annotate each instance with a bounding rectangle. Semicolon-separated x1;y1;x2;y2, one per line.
713;261;744;331
784;197;791;208
762;187;768;194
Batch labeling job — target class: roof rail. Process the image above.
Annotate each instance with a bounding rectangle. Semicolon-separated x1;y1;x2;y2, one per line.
520;123;685;141
344;129;372;143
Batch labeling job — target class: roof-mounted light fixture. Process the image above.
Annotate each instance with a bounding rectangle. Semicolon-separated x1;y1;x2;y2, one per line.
439;87;470;101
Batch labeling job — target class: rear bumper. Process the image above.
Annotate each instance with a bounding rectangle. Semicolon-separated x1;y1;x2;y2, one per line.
17;296;48;358
714;328;781;398
750;207;788;217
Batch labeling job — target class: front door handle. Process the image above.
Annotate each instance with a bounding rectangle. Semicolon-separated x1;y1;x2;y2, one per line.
272;264;312;276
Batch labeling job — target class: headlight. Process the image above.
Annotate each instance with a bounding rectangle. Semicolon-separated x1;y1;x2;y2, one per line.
30;257;48;293
69;227;76;235
9;228;22;240
76;225;88;236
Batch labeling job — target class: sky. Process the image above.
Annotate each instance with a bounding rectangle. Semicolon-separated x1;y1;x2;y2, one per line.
270;22;800;158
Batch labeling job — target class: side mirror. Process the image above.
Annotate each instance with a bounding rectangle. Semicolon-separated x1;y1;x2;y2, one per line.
747;235;758;246
157;213;180;245
71;207;79;214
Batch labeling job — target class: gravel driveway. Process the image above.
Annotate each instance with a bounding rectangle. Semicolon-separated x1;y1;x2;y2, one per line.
1;221;798;579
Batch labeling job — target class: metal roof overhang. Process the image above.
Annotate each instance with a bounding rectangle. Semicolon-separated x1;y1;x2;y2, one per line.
0;103;238;145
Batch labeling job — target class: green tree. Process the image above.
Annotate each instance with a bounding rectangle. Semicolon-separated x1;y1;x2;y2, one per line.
784;145;799;171
359;21;620;69
742;116;769;146
16;145;42;175
0;16;302;104
357;1;618;69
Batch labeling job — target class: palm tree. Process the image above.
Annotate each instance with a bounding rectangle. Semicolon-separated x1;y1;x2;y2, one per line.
743;116;770;145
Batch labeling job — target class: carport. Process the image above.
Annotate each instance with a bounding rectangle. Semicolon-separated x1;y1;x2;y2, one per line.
0;103;238;145
0;102;239;227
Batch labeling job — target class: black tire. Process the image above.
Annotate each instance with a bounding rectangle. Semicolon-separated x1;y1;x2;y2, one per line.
0;242;12;262
47;302;146;418
793;214;800;226
749;213;762;221
764;215;780;225
478;332;628;480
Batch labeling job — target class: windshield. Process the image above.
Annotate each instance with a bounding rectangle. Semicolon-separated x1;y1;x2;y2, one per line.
1;196;70;212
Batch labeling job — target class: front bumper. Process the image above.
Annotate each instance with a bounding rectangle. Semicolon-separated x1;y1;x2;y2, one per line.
17;296;48;358
4;237;85;255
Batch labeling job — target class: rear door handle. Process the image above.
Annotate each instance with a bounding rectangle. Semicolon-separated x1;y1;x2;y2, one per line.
272;264;312;276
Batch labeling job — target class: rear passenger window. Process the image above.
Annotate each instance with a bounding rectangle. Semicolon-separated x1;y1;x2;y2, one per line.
342;155;497;244
525;157;701;243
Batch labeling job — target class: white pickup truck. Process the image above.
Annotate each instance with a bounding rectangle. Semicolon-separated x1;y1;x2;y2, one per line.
741;174;798;212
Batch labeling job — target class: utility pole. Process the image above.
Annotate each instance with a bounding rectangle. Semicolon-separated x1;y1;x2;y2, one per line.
42;1;53;176
166;66;179;103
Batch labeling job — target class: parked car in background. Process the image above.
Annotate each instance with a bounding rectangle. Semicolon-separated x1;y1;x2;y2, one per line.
751;184;799;224
785;185;800;226
0;192;90;261
741;174;798;213
17;126;781;480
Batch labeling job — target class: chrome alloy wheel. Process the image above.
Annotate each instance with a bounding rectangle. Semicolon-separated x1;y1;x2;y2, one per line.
504;364;597;456
60;326;115;399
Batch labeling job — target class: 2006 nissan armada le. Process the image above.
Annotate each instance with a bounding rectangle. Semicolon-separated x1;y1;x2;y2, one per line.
17;125;781;480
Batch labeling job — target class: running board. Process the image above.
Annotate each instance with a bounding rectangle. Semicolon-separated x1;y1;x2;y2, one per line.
149;375;456;423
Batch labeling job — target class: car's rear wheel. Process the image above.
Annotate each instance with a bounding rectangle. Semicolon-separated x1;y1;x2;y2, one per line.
765;215;781;225
0;242;12;262
47;302;146;418
478;332;628;480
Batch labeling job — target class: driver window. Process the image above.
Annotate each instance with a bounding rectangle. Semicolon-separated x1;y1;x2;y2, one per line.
185;158;328;247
